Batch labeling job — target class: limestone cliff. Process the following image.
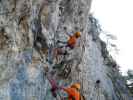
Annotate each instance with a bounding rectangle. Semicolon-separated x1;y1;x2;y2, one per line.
0;0;132;100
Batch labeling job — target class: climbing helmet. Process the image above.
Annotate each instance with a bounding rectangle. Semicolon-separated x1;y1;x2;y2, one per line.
74;32;81;38
71;83;81;90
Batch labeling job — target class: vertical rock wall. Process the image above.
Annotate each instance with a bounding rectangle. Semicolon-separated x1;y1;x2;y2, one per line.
0;0;132;100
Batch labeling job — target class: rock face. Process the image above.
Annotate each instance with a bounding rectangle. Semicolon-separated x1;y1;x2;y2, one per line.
0;0;132;100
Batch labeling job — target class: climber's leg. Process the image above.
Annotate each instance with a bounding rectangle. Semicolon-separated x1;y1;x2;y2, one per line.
55;48;69;56
51;88;57;97
65;44;74;49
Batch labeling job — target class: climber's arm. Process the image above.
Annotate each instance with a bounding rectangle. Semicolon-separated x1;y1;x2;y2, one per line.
62;87;73;95
66;32;73;37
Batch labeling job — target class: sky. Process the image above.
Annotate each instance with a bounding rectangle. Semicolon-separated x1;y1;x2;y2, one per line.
90;0;133;74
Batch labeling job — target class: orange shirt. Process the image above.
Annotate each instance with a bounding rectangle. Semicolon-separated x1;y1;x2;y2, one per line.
67;36;77;48
63;87;80;100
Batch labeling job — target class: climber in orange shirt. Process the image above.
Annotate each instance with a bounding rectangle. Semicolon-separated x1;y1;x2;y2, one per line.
60;83;81;100
66;31;81;49
57;32;81;49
